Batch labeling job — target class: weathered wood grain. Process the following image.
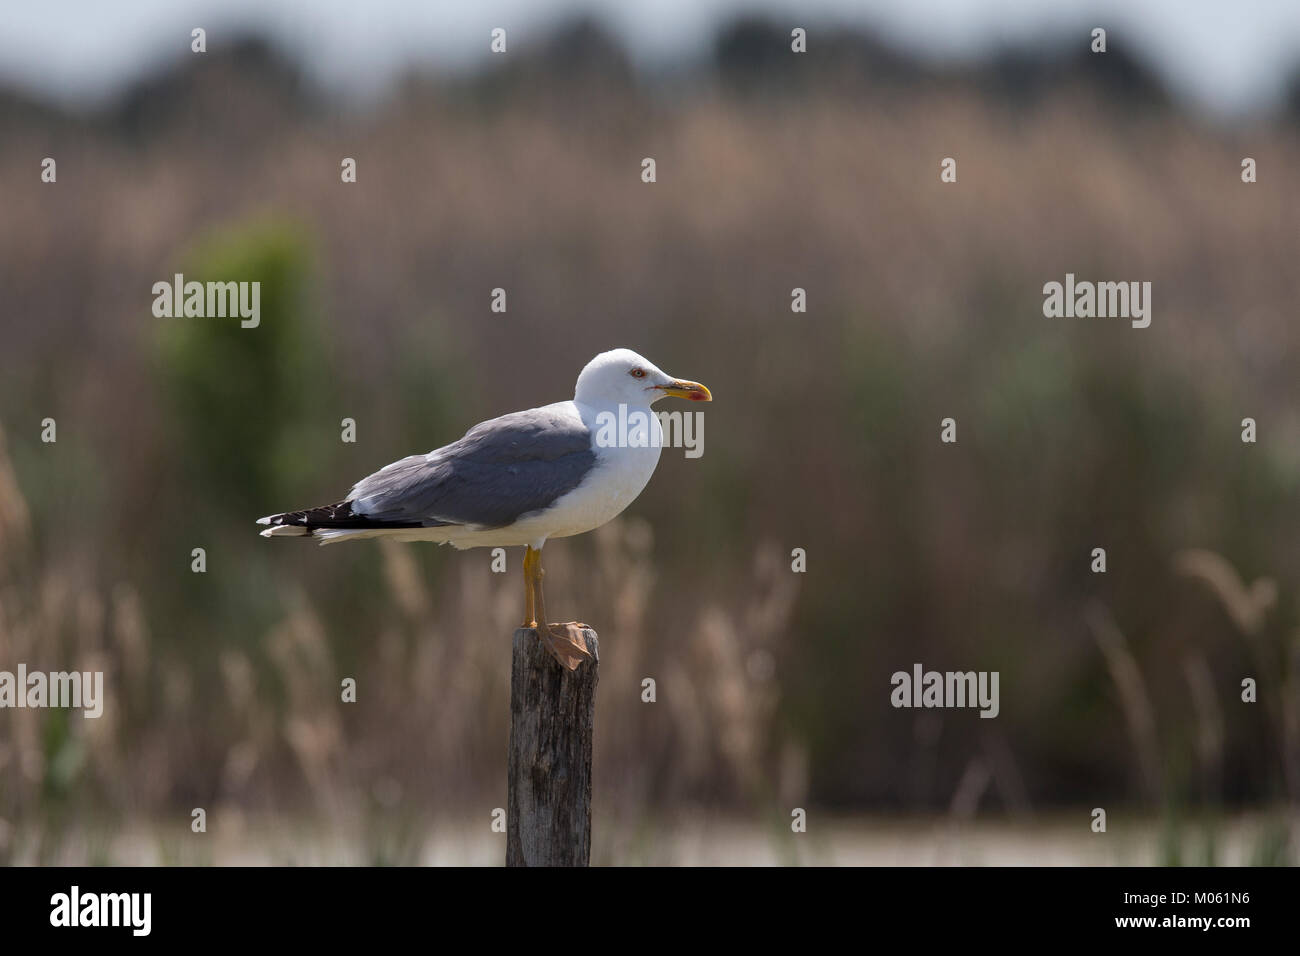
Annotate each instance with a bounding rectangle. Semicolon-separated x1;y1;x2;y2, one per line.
506;626;599;866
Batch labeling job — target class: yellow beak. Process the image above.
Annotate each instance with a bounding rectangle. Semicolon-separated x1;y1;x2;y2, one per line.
654;379;712;402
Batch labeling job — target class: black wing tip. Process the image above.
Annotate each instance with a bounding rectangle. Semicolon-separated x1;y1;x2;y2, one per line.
257;501;424;532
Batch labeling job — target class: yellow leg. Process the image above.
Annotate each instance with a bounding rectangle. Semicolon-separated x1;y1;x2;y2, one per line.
526;545;592;671
522;546;537;627
532;550;547;632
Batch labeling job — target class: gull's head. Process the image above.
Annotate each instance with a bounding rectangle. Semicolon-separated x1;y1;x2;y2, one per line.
574;348;712;408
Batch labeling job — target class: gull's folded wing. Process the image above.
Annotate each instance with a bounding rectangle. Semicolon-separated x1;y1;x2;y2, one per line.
348;405;597;529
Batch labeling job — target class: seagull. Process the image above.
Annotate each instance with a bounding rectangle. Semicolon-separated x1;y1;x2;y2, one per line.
257;348;711;669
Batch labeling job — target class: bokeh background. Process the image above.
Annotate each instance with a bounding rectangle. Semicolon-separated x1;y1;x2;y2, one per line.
2;1;1300;864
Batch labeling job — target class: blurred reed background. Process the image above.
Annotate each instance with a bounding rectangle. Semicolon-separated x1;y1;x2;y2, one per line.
1;14;1299;863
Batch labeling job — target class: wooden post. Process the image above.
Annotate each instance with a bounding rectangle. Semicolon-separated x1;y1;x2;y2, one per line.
507;626;599;867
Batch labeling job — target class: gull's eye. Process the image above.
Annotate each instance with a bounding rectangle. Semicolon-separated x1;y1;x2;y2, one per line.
630;368;647;379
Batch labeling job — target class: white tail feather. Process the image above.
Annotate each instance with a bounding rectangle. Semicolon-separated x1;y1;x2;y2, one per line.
260;525;309;537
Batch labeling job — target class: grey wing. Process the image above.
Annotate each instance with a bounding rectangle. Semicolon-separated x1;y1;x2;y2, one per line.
347;406;597;529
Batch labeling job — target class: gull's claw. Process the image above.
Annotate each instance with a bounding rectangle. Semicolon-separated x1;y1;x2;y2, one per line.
536;623;593;671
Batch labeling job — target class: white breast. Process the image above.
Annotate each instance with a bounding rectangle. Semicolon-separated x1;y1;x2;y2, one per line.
536;401;663;540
